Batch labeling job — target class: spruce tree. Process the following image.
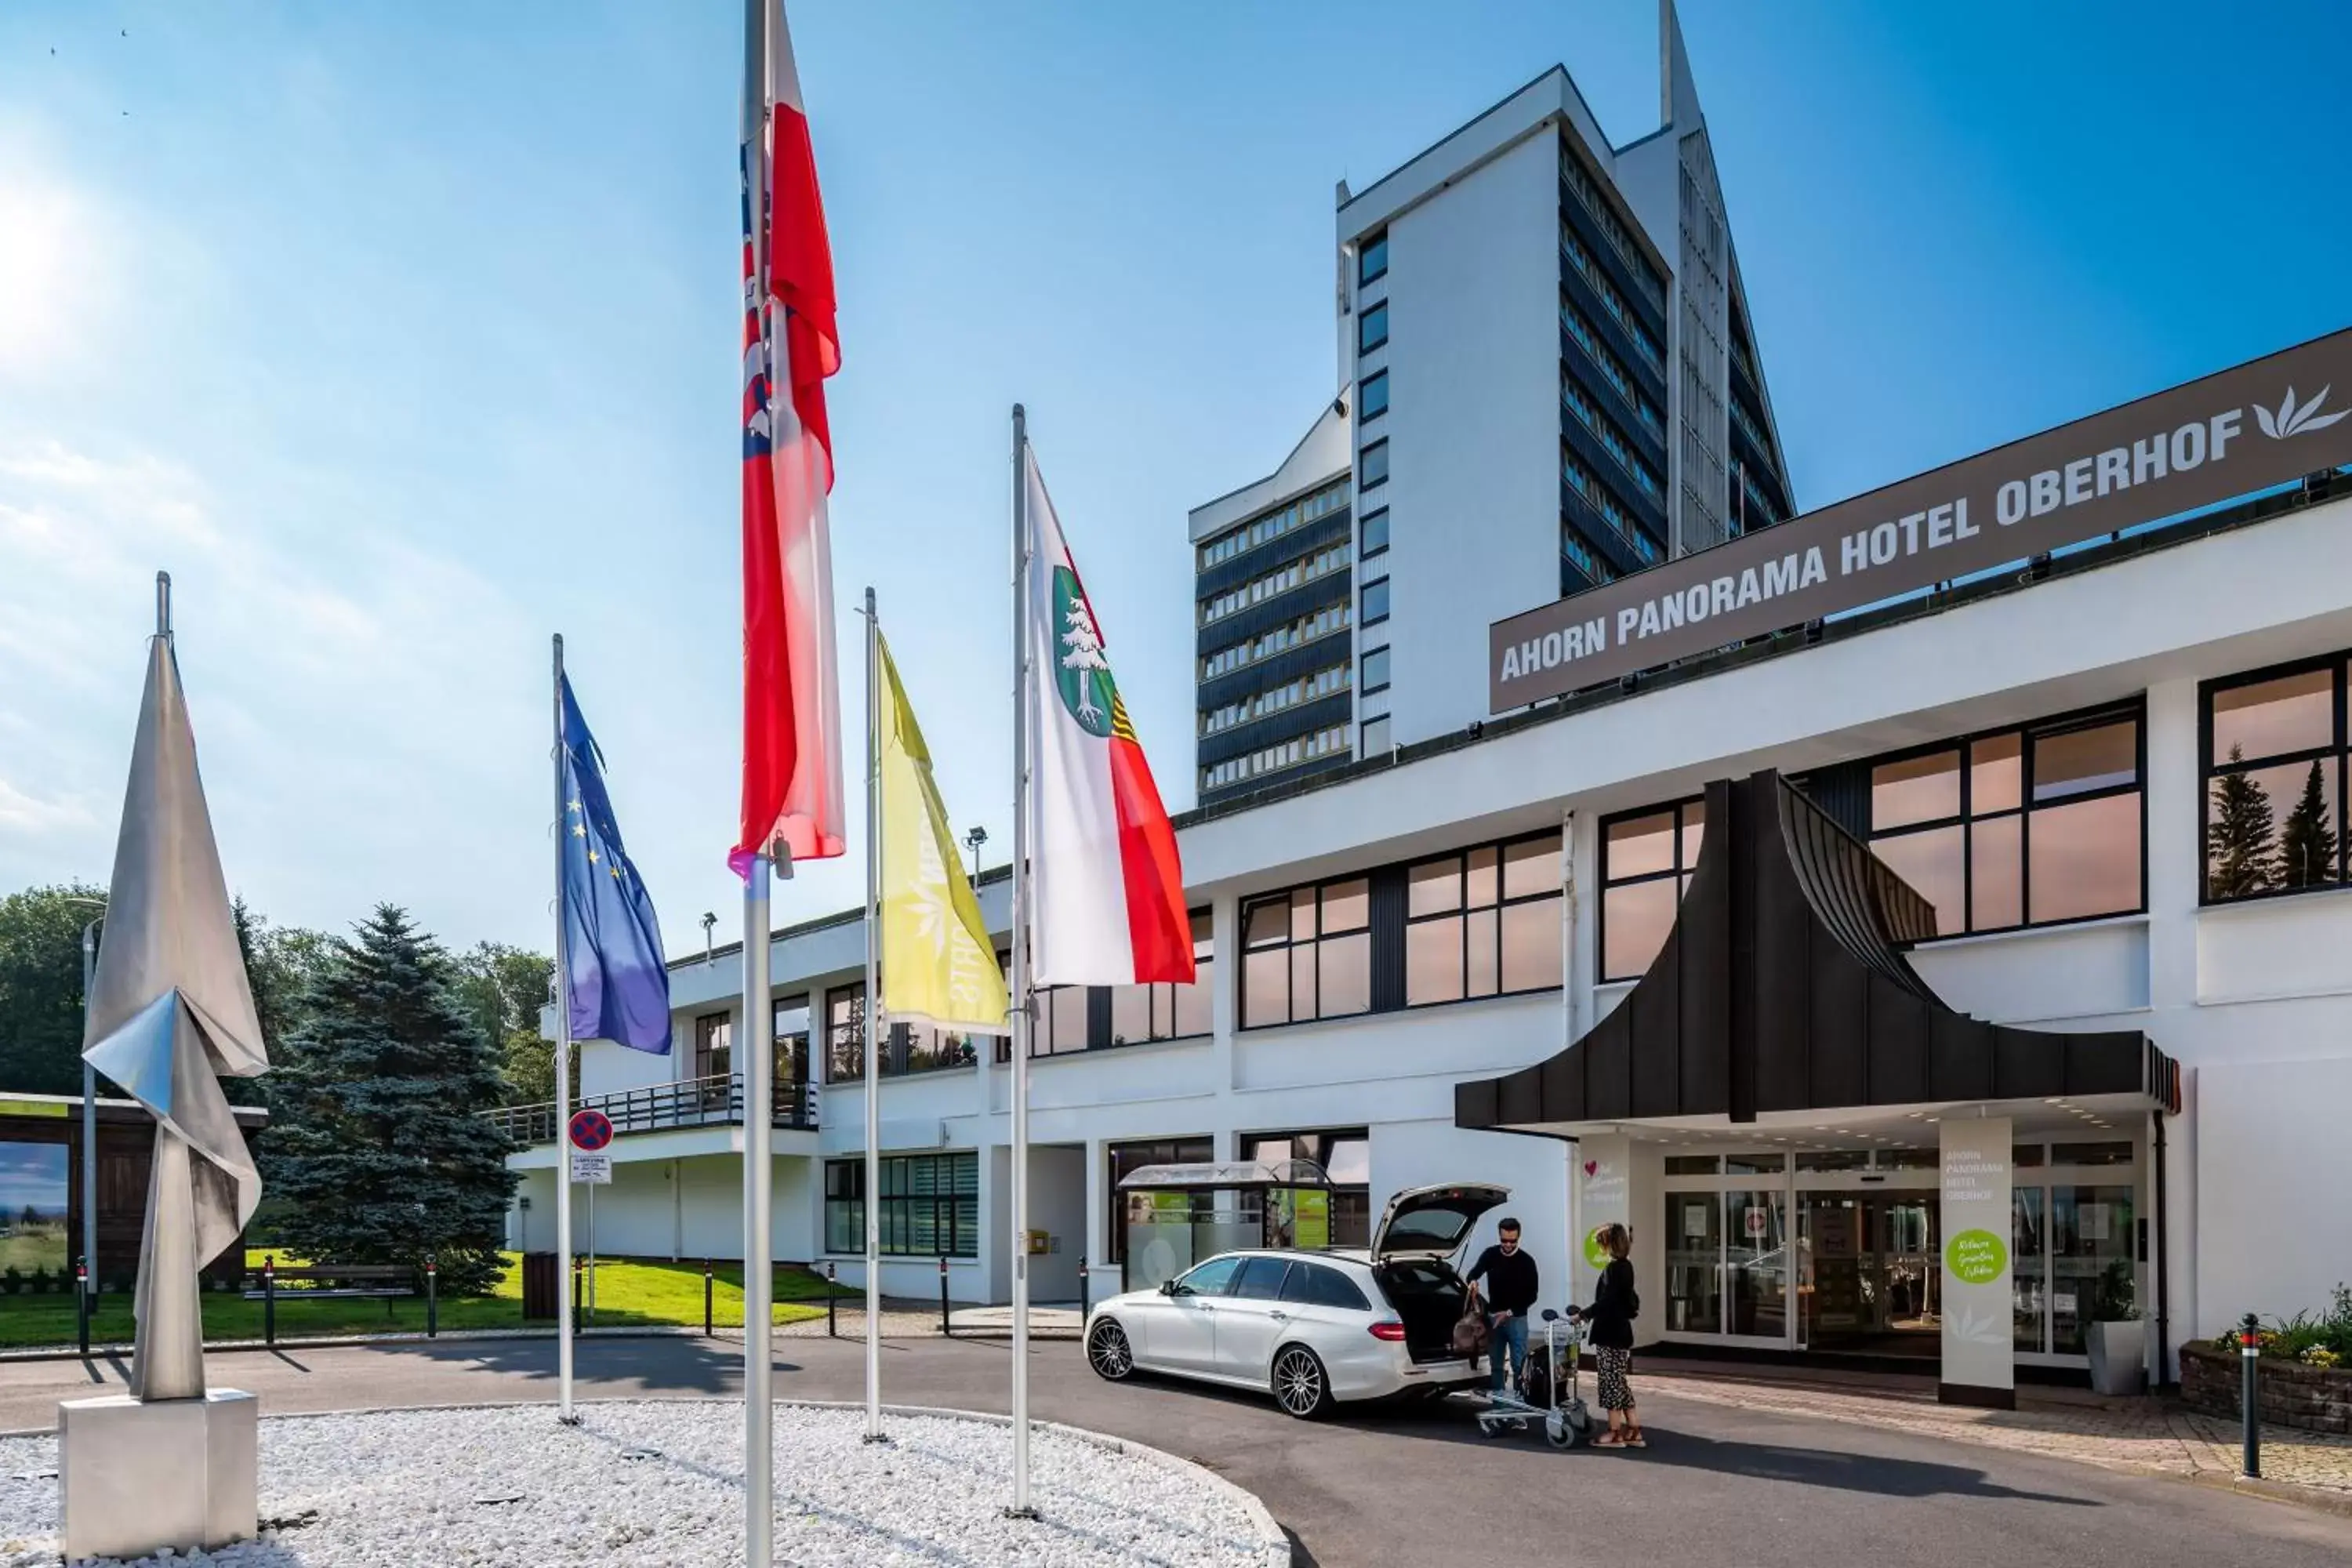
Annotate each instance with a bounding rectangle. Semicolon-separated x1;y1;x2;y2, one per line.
2278;757;2340;889
263;906;517;1294
2204;746;2278;899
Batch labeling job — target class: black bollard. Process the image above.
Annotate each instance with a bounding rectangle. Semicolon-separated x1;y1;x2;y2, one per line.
826;1261;837;1338
264;1255;277;1347
425;1256;438;1338
2240;1312;2262;1479
939;1255;951;1338
574;1254;585;1323
704;1258;715;1338
1077;1259;1088;1320
75;1257;89;1359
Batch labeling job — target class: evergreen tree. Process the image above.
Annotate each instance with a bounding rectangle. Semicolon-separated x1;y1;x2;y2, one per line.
2278;757;2341;890
2205;748;2279;899
263;906;517;1294
0;883;110;1094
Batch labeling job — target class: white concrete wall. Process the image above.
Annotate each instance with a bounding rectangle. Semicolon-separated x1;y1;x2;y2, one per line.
1374;127;1564;750
2193;1057;2352;1334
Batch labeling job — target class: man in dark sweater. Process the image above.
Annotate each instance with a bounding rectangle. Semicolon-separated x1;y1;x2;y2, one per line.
1464;1217;1539;1396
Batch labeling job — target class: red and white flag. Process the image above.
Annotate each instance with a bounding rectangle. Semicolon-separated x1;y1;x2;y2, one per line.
1023;448;1195;985
734;0;845;873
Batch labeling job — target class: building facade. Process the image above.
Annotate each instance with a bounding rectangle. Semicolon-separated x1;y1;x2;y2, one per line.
1187;2;1799;813
514;415;2352;1388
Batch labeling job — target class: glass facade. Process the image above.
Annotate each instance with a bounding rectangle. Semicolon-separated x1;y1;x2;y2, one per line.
2202;654;2349;901
824;1152;978;1258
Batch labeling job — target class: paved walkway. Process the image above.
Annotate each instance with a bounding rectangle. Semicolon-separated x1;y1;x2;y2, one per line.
4;1337;2349;1566
1637;1356;2352;1503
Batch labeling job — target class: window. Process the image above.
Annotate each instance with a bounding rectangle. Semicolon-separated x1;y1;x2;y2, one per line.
1359;438;1388;491
772;996;811;1085
1197;540;1352;627
1200;662;1350;736
1360;507;1388;558
1599;798;1704;982
1243;1128;1372;1247
1175;1256;1244;1296
825;985;863;1080
1241;833;1564;1029
1200;725;1350;791
825;1152;979;1258
1013;912;1214;1055
1358;299;1388;354
692;1011;732;1081
1406;833;1563;1004
1194;479;1349;570
1282;1261;1371;1310
1362;578;1389;623
1108;1136;1214;1259
1362;716;1391;756
1232;1256;1290;1300
1200;601;1353;683
2201;655;2348;902
1358;230;1388;286
1362;647;1391;694
1242;877;1371;1026
1864;705;2143;937
1358;369;1388;423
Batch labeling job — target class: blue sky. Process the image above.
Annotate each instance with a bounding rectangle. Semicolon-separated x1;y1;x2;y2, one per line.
2;2;2346;962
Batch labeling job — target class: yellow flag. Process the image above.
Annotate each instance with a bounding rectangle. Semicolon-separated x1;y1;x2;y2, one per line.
878;633;1010;1035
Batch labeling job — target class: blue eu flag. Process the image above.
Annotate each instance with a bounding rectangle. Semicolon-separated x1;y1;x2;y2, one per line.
560;676;671;1054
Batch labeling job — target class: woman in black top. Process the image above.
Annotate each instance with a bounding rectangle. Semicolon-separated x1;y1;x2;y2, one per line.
1575;1222;1644;1449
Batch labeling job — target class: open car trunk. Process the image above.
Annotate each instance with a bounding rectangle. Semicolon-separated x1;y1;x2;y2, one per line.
1374;1256;1472;1364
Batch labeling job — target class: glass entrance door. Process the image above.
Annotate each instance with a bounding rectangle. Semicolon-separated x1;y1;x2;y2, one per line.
1798;1191;1940;1357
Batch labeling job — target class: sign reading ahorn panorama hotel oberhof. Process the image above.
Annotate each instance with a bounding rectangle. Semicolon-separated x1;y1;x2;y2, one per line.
1490;327;2352;711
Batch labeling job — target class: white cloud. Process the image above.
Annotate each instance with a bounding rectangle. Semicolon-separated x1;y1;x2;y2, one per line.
0;773;96;837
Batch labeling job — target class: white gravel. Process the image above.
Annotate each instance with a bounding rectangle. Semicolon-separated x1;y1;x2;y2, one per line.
0;1401;1287;1567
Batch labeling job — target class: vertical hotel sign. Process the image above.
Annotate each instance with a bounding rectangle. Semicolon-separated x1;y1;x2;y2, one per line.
1939;1117;2013;1409
1490;327;2352;709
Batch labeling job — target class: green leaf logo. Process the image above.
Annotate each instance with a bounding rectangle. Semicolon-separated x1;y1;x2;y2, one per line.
1944;1228;2008;1286
1583;1225;1612;1272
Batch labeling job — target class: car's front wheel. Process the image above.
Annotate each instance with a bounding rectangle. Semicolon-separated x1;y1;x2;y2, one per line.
1087;1318;1136;1382
1270;1344;1334;1420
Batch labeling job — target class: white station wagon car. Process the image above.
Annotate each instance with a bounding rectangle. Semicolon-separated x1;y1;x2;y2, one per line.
1083;1183;1507;1418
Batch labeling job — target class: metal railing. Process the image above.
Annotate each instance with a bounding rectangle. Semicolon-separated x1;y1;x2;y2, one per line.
485;1073;819;1145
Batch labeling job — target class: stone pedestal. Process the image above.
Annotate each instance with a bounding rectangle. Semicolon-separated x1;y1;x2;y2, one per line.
58;1389;258;1561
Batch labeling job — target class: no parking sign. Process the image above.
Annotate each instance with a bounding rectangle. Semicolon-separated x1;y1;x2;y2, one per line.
568;1108;614;1151
568;1108;614;1183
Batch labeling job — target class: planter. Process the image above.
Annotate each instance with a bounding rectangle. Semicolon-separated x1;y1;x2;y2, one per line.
2181;1341;2352;1434
2086;1318;2146;1396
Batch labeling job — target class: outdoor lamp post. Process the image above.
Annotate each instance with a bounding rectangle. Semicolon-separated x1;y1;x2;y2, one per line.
65;895;107;1304
964;825;988;884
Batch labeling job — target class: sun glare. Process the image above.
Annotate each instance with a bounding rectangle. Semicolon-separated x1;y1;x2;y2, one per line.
0;180;98;376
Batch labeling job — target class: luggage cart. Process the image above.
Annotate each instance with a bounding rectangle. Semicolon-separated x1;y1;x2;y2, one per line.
1475;1307;1592;1448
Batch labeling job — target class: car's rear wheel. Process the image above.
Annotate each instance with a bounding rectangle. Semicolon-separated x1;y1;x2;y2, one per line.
1087;1319;1135;1381
1271;1344;1333;1420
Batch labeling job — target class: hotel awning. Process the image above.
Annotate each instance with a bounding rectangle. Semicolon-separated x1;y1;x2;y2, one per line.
1455;771;2182;1138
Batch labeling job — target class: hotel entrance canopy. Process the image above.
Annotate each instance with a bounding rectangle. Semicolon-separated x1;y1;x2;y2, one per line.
1455;772;2182;1139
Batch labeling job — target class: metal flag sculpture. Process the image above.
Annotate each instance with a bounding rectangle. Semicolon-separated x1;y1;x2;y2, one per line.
81;575;270;1402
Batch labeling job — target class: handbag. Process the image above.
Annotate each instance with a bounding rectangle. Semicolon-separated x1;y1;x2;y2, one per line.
1451;1286;1491;1356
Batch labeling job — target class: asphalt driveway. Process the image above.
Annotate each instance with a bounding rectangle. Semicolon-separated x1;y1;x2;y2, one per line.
3;1333;2347;1567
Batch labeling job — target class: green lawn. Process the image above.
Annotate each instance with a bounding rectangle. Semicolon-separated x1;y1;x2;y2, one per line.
0;1251;844;1350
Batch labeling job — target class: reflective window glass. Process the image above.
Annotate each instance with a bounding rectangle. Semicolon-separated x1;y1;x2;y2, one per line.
1872;750;1961;829
1409;857;1461;916
2032;721;2136;801
1500;899;1563;991
1232;1256;1290;1301
2027;793;2142;923
1502;833;1561;900
1406;916;1464;1004
1359;369;1389;422
1970;732;2023;815
2212;666;2333;764
1606;811;1676;879
1969;813;2024;931
1602;879;1677;982
1871;824;1965;938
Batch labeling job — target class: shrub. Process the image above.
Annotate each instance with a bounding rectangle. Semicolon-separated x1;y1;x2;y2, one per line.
0;1267;20;1297
2215;1284;2352;1362
28;1266;52;1294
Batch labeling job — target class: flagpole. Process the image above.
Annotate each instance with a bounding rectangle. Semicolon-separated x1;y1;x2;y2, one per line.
1007;404;1038;1519
551;633;579;1425
742;3;777;1561
862;585;884;1443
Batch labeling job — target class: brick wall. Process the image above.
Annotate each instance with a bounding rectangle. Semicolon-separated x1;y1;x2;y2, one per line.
2182;1342;2352;1435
